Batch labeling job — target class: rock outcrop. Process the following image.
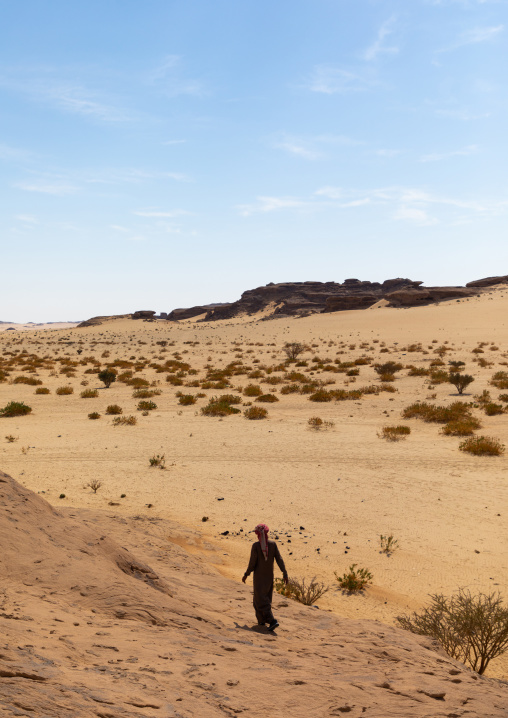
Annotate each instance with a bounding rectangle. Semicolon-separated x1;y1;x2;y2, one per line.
77;314;131;328
132;310;156;319
167;304;231;321
466;275;508;288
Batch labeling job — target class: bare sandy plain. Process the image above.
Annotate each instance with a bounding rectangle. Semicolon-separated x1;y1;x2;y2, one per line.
1;287;508;716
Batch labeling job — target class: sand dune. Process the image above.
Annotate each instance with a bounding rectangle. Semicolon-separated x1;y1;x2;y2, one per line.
1;469;507;717
1;288;508;713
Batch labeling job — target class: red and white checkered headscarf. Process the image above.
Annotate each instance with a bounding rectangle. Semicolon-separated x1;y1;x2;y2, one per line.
254;523;269;561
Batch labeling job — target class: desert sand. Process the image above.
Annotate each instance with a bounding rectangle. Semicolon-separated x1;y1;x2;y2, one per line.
1;288;508;715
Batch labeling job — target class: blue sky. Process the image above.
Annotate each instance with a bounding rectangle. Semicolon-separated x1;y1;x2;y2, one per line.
1;0;507;321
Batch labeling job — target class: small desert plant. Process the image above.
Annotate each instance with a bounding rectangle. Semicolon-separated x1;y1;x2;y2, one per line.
275;577;329;605
499;393;508;403
308;416;334;430
149;454;166;468
88;412;101;420
379;425;410;441
178;394;197;405
35;387;50;394
449;373;474;395
475;389;492;407
106;404;123;415
112;415;137;426
459;436;505;456
244;383;263;397
56;386;73;395
256;393;279;403
244;406;268;420
132;388;161;398
441;417;481;436
98;369;117;388
396;590;508;675
137;400;157;411
201;395;242;417
5;435;18;442
335;564;373;592
491;371;508;390
13;376;42;385
380;534;399;554
0;401;32;417
484;402;505;416
80;388;99;398
374;362;403;381
87;479;102;493
283;342;306;360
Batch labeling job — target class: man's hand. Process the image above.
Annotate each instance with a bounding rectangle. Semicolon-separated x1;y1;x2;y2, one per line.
284;575;289;585
242;575;246;583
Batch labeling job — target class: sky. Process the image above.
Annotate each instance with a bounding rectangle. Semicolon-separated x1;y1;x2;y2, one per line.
1;0;507;322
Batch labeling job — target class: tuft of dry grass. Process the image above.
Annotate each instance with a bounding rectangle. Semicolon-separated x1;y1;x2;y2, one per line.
106;404;123;415
379;425;410;441
112;415;137;426
56;386;74;395
244;406;268;420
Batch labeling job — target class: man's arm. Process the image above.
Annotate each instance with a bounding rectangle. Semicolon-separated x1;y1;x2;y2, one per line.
274;543;288;583
242;543;258;582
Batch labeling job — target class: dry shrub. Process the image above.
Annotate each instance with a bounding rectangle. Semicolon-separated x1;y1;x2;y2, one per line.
178;394;197;405
106;404;123;415
35;387;50;395
309;389;333;402
244;406;268;420
80;389;99;398
484;402;505;416
133;388;161;398
491;371;508;390
379;425;410;441
499;393;508;403
244;383;263;397
407;366;429;377
13;376;42;385
56;386;73;395
88;412;101;420
275;576;328;605
280;383;301;395
396;590;508;675
137;400;157;411
459;436;505;456
441;417;481;436
429;369;450;384
308;416;334;430
449;373;474;394
112;415;137;426
283;342;307;360
402;401;473;424
256;393;279;402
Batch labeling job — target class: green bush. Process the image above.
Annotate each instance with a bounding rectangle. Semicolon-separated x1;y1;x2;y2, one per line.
98;369;117;388
396;590;508;675
201;395;242;417
0;401;32;417
335;564;373;592
449;373;474;395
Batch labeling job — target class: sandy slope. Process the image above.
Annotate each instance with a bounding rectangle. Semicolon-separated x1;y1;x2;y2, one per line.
1;469;507;717
0;288;507;690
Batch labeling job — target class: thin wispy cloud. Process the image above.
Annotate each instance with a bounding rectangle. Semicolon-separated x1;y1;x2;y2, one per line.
237;196;310;216
13;181;78;195
133;209;190;218
0;142;33;161
363;17;399;61
149;55;206;97
438;24;504;52
394;206;437;225
305;65;372;94
273;133;362;160
0;70;134;123
15;214;38;223
420;144;478;162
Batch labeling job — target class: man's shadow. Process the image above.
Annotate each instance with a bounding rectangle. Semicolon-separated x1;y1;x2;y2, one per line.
234;622;277;635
